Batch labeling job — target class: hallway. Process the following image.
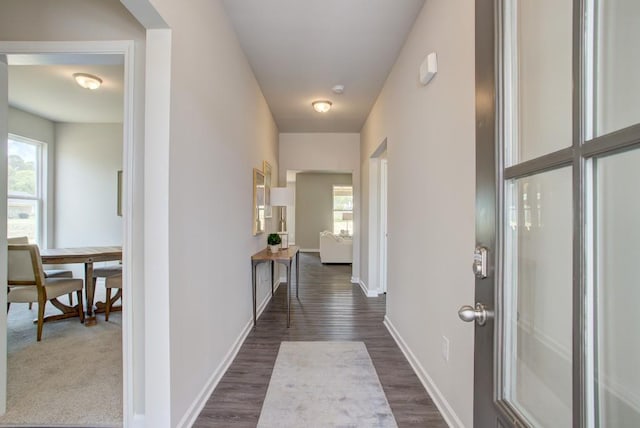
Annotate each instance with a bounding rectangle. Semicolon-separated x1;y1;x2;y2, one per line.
194;253;447;427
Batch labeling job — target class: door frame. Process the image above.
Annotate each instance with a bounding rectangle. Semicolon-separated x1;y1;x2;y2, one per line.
0;40;136;423
379;158;388;294
367;138;388;297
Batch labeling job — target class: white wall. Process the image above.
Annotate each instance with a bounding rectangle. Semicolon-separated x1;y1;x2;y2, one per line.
295;172;352;250
360;1;475;426
144;0;279;425
8;107;54;144
0;0;147;420
279;133;360;280
54;123;123;258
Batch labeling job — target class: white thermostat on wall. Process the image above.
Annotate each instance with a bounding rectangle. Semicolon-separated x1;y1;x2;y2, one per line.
419;52;438;86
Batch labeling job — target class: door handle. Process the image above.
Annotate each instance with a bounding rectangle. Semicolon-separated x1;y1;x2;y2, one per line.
458;303;493;326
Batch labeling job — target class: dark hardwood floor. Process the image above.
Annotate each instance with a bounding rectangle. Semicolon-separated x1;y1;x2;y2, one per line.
194;252;447;427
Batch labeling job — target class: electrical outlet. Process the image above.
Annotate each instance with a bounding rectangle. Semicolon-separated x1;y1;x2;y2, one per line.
441;336;450;362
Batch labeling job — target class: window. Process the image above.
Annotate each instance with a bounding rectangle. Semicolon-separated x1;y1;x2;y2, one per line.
332;185;353;235
8;135;44;245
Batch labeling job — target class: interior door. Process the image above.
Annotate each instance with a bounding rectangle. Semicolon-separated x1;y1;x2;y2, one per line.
467;0;640;427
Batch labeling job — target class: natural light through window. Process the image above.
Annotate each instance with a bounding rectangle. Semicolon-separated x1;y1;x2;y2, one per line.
8;135;44;245
333;185;353;236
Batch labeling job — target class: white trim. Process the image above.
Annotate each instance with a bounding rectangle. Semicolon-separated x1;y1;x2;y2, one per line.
176;281;279;428
0;56;8;415
384;316;465;428
132;414;145;428
0;40;137;424
144;29;172;427
358;279;378;298
378;158;388;294
350;276;359;284
300;248;319;253
367;138;388;297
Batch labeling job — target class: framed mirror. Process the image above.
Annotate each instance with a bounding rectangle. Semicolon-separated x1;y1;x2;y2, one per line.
253;168;265;235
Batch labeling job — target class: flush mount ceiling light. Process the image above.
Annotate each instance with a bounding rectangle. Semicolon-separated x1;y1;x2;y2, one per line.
73;73;103;90
312;100;332;113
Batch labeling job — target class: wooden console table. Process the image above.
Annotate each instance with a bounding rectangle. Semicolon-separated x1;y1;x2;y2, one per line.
251;246;299;327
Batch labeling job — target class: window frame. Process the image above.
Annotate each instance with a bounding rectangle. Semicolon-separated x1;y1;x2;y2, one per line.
332;185;353;236
7;133;46;246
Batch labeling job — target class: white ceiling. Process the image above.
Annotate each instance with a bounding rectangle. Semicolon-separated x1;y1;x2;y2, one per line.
7;1;425;130
8;54;124;123
223;0;425;132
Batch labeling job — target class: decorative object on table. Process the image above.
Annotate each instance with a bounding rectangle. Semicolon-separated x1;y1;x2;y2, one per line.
271;186;294;249
341;212;353;235
271;187;294;248
263;161;273;218
253;168;266;235
278;232;289;250
267;233;281;253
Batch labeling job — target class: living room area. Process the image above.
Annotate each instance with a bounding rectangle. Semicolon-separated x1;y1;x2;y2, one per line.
287;171;353;263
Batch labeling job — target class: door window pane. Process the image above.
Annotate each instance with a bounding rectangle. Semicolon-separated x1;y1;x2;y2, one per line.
594;148;640;426
504;167;573;426
506;0;573;164
592;0;640;137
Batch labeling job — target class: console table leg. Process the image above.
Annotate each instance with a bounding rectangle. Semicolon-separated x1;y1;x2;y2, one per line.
287;261;291;327
252;262;257;327
296;252;300;298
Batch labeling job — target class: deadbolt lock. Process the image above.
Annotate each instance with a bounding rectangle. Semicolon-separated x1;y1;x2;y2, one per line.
472;246;488;279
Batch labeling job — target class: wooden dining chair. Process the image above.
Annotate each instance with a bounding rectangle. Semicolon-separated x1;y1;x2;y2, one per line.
8;237;74;307
7;244;85;341
104;273;122;321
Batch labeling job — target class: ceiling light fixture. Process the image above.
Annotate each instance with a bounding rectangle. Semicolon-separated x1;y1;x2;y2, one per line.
73;73;103;90
312;100;332;113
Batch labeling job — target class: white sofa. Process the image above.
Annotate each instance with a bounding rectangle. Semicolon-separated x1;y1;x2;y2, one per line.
319;231;353;263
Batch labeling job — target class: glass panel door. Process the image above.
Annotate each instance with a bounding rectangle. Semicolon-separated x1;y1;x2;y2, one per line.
505;0;573;165
593;148;640;426
591;0;640;137
475;0;640;426
504;168;573;427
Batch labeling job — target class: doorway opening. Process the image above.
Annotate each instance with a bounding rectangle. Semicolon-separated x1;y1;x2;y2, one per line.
367;139;388;296
0;45;134;426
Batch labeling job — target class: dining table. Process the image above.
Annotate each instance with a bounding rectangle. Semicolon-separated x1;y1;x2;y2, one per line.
40;246;122;326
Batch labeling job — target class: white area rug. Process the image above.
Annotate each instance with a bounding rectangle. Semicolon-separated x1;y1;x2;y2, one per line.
258;341;398;428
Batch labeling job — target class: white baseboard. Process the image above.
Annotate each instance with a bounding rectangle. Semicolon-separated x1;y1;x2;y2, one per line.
300;248;319;252
131;413;145;428
357;279;379;297
351;276;359;284
176;284;278;428
384;316;465;428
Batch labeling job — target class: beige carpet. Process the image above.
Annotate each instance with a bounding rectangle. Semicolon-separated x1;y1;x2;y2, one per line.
258;341;398;428
0;285;122;427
